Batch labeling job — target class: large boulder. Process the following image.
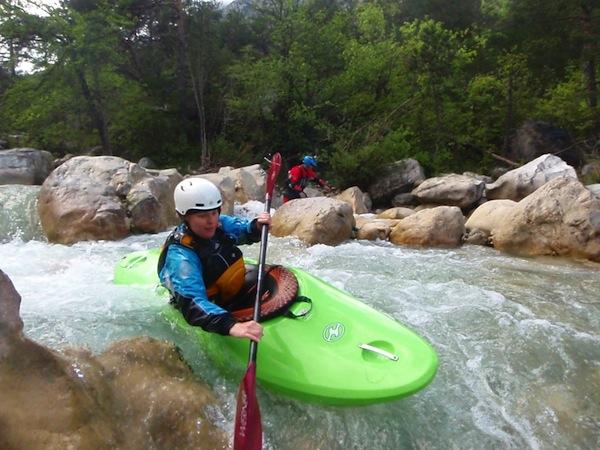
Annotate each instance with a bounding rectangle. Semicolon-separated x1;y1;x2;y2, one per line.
368;158;425;206
486;154;577;201
463;199;517;245
336;186;371;214
411;174;485;209
465;199;518;234
492;177;600;262
355;218;400;241
0;148;54;185
218;163;265;204
510;120;583;168
196;172;235;214
0;269;227;450
389;206;465;248
271;197;354;245
354;213;377;229
376;207;415;220
91;338;227;450
0;270;23;358
462;172;493;184
38;156;182;244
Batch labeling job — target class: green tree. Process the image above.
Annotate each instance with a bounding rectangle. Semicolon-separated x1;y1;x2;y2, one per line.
397;18;480;171
505;0;600;130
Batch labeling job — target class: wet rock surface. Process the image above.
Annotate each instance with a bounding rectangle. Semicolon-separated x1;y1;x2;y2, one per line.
272;197;355;245
0;269;227;450
492;177;600;262
38;156;182;244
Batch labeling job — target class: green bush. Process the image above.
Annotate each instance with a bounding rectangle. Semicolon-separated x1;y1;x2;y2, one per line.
328;127;414;189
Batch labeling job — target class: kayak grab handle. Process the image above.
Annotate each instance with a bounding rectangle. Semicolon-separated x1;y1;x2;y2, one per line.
359;343;399;361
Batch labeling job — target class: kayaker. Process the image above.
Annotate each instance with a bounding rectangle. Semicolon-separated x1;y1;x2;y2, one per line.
283;155;332;203
158;178;271;342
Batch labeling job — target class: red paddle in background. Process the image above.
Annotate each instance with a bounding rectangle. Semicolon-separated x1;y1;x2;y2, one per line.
233;152;282;450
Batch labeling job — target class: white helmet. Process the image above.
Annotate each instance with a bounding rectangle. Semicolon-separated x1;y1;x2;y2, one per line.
174;178;222;215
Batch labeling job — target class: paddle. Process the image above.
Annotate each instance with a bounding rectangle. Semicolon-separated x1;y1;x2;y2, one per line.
233;152;281;450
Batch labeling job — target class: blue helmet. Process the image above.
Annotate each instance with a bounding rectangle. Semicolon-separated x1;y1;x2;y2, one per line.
302;155;317;168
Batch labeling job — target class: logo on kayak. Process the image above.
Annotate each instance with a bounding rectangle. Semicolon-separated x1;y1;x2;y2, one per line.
322;322;345;342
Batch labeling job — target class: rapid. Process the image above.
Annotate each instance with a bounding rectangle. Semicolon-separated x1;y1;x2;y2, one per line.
1;192;599;449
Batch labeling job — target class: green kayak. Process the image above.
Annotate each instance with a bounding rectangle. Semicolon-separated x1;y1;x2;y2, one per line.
114;248;438;405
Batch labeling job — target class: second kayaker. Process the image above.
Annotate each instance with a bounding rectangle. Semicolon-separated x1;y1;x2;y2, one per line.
283;155;332;203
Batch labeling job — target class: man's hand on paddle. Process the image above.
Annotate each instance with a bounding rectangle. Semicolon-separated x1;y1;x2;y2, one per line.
230;320;263;342
256;212;271;227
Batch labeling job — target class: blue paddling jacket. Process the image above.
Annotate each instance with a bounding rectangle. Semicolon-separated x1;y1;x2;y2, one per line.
158;214;261;335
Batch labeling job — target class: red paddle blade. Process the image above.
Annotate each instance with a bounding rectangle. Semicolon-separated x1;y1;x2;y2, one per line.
233;362;262;450
265;152;282;198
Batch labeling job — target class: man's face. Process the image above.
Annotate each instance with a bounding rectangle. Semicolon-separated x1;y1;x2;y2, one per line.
186;209;219;239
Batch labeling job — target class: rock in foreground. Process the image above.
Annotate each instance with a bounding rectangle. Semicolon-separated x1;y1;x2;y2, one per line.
0;269;227;450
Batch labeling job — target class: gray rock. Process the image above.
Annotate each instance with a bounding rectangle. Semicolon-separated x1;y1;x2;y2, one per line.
391;192;418;207
587;183;600;197
510;120;583;168
462;171;493;184
581;162;600;184
355;219;398;241
0;148;54;185
368;158;425;206
218;163;265;204
486;154;577;201
1;269;227;450
336;186;370;214
377;207;415;220
38;156;182;244
272;197;354;245
390;206;465;248
463;228;490;246
0;269;23;353
412;174;485;209
492;177;600;262
137;157;157;169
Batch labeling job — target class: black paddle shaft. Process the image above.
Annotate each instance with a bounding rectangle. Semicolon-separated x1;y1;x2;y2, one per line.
248;192;273;363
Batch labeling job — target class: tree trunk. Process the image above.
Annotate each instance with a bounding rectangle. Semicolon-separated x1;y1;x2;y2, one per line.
580;5;598;128
8;38;16;78
76;69;112;155
197;69;209;165
580;5;597;109
503;71;514;154
174;0;209;167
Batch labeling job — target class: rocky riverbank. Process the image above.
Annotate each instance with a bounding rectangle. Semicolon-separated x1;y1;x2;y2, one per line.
1;148;599;263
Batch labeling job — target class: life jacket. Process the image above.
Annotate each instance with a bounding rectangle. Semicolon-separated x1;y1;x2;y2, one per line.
157;224;246;305
287;165;317;192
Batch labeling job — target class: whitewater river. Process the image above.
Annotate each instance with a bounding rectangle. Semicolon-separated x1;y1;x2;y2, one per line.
1;197;599;449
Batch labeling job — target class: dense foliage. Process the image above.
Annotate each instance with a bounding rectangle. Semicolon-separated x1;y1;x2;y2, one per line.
1;0;599;187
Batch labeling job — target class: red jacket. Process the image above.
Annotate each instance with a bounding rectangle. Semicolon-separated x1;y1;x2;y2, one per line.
287;164;323;192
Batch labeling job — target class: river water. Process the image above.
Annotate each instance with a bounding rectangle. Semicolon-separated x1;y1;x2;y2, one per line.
1;194;599;449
